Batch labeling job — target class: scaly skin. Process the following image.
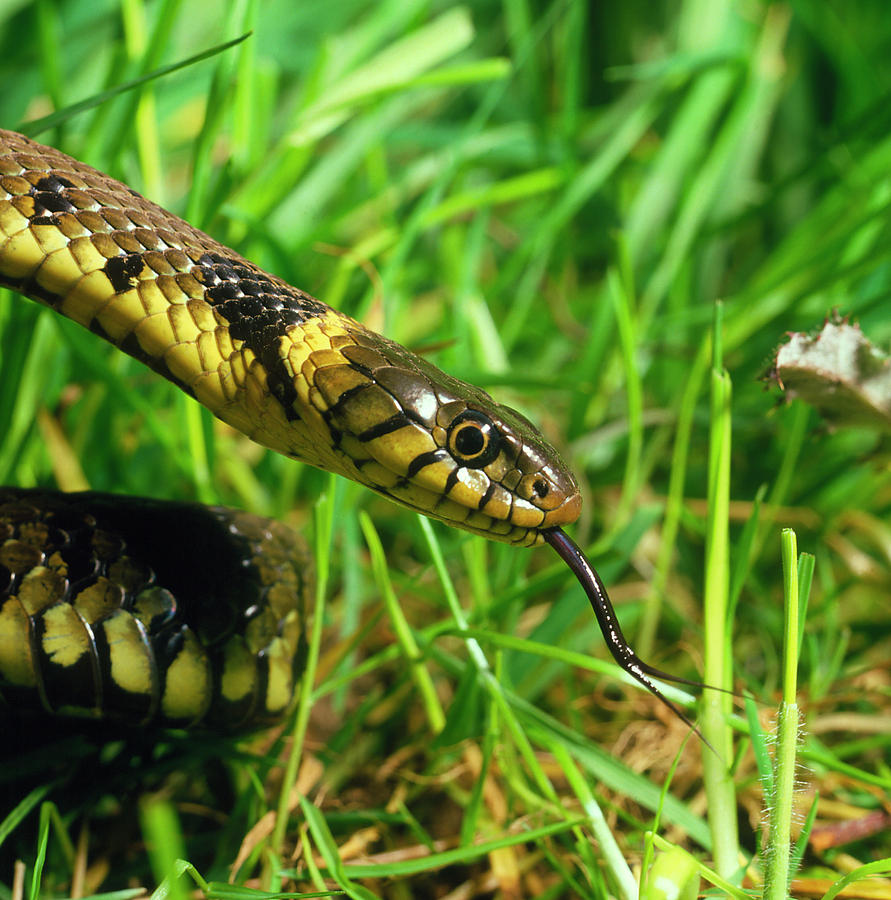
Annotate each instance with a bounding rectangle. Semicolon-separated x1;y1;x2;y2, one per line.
0;129;581;547
0;487;308;730
0;130;705;735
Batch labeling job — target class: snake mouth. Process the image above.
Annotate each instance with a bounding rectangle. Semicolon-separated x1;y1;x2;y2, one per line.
543;527;711;735
537;491;582;529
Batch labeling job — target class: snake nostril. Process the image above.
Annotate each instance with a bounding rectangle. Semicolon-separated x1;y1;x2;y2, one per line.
532;478;549;499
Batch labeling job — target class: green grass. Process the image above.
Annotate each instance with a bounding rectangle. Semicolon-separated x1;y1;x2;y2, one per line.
2;1;891;897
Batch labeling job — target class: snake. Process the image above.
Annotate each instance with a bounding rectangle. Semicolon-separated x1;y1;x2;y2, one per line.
0;128;702;732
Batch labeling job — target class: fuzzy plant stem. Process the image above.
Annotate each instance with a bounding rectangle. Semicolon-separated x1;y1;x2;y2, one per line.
763;529;802;900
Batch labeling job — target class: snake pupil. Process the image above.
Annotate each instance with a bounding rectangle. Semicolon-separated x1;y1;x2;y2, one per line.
455;424;485;456
447;410;500;467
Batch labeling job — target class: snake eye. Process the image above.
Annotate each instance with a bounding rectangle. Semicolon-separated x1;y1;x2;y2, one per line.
446;410;501;468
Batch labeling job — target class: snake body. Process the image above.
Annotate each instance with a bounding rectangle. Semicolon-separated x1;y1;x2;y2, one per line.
0;129;581;546
0;129;698;733
0;487;307;729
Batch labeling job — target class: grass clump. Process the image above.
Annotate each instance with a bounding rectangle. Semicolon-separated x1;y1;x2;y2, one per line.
2;1;891;897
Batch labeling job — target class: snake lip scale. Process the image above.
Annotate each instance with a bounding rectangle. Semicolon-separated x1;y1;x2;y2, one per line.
0;128;702;731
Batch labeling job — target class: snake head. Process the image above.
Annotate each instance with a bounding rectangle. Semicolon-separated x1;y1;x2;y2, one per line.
306;325;581;546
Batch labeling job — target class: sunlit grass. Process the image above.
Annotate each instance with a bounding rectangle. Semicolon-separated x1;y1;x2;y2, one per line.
2;1;891;897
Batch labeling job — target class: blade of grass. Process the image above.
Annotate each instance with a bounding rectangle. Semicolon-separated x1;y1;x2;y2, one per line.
820;858;891;900
640;735;696;899
590;266;643;549
185;2;256;227
299;796;381;900
270;477;337;879
26;802;52;900
418;517;562;806
638;335;710;659
358;510;446;734
120;0;164;202
332;817;584;880
701;302;740;878
139;799;188;900
19;34;251;137
550;741;637;900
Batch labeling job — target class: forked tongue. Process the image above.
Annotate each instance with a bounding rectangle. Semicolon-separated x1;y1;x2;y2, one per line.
544;527;715;744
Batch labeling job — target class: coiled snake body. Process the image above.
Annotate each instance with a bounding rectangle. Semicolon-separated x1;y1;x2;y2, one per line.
0;487;308;730
0;129;697;731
